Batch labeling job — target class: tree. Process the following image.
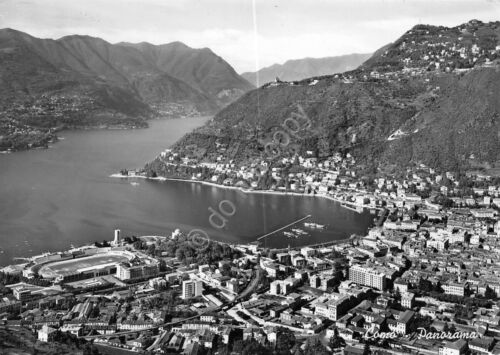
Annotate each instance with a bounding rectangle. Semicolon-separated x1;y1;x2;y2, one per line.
329;330;346;350
89;305;99;318
418;278;433;293
241;339;270;355
485;286;496;299
274;328;296;355
147;244;156;256
329;249;343;259
220;263;232;276
303;337;329;355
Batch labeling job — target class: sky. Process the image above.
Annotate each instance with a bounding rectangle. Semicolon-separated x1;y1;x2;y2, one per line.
0;0;499;73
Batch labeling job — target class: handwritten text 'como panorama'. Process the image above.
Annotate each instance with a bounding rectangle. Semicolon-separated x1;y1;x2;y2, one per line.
364;327;480;340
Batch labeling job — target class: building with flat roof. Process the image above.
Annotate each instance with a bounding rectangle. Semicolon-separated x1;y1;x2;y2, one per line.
301;247;316;258
439;339;468;355
442;282;467;297
314;294;351;321
116;260;159;281
401;292;415;309
349;265;391;291
38;325;57;342
470;209;496;219
182;280;203;299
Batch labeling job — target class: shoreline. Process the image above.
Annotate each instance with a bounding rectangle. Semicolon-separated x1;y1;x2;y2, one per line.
0;115;211;154
109;173;378;211
2;174;370;268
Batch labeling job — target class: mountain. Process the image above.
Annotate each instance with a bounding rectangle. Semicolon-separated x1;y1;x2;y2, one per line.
147;20;500;174
120;41;253;106
0;29;253;151
241;53;371;86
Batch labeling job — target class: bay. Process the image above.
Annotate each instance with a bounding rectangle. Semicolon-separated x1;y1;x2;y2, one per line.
0;117;372;266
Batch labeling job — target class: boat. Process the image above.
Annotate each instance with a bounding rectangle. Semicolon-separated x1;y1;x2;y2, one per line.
130;181;140;187
291;228;308;235
284;231;297;238
304;222;325;229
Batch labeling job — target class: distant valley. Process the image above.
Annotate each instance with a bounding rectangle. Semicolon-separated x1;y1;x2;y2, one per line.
241;53;371;86
0;29;253;151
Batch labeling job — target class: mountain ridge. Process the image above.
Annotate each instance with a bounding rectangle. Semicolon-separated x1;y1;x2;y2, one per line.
0;28;253;151
241;53;371;86
148;20;500;175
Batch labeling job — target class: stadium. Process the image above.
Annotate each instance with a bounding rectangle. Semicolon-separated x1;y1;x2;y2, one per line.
36;250;136;282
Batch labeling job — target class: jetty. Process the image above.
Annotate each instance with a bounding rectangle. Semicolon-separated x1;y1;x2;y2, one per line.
340;203;364;213
257;215;311;241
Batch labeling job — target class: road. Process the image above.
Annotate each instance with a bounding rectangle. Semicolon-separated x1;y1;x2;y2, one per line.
146;327;170;352
236;266;262;300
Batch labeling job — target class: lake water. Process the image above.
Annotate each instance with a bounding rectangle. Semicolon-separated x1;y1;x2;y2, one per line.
0;117;373;266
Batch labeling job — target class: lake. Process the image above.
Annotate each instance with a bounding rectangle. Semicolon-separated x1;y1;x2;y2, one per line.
0;117;373;266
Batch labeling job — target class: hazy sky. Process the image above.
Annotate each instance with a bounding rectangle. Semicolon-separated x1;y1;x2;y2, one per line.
0;0;499;73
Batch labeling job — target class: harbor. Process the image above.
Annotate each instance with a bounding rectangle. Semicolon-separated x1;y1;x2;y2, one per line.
256;215;312;241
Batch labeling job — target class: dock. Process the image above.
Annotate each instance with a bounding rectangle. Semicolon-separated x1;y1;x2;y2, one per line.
257;215;312;241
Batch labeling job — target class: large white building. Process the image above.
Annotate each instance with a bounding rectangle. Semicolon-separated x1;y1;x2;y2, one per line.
470;209;496;219
116;260;159;281
401;292;415;309
349;265;389;291
270;279;292;296
38;325;57;342
182;280;203;299
301;247;316;258
388;310;414;335
442;282;467;297
314;294;351;321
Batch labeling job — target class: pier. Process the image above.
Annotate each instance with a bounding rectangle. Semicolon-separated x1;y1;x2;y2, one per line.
257;215;311;241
